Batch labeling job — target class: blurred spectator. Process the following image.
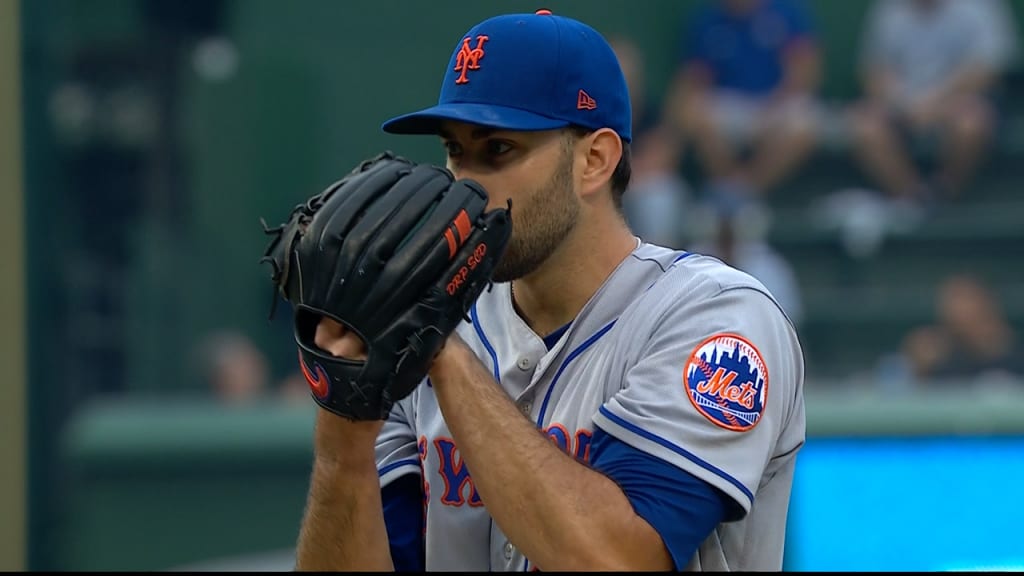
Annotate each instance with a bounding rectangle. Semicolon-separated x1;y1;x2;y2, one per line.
848;0;1019;207
899;274;1024;388
610;36;691;249
667;0;822;202
195;330;271;405
687;198;804;325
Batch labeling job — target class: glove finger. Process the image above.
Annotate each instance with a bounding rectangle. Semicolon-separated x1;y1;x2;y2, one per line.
374;189;510;343
313;157;413;252
385;202;512;398
368;179;490;316
333;165;453;308
438;201;513;305
302;158;412;307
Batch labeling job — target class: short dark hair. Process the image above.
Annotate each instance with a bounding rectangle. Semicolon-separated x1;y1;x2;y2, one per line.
564;126;632;213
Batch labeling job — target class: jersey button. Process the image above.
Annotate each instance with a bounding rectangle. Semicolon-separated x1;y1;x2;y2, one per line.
504;541;514;559
519;402;532;416
517;356;533;370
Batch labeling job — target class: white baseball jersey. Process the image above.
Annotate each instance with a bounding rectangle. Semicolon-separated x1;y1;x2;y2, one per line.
374;241;806;571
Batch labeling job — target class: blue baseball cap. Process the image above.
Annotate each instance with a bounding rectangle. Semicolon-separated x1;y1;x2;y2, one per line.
381;9;632;143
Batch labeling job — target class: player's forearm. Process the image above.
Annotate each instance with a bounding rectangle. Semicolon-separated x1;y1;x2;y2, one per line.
429;341;671;571
294;457;394;571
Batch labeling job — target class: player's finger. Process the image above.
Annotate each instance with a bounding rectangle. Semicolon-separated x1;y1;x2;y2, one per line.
315;317;368;360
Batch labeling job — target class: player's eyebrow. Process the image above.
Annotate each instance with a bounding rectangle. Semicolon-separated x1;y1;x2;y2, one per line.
438;127;498;141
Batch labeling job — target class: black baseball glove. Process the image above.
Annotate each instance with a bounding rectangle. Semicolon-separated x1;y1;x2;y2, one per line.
260;151;512;421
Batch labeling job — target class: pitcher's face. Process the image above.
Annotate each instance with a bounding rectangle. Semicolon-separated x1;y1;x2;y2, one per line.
439;121;581;282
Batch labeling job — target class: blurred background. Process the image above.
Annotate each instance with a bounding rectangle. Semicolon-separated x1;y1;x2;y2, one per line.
3;0;1024;571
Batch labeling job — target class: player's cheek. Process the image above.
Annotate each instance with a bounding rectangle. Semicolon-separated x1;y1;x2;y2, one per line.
470;179;509;212
479;178;514;211
486;195;506;212
447;163;508;211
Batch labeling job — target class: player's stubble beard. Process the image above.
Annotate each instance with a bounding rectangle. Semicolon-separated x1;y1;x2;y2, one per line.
491;140;579;283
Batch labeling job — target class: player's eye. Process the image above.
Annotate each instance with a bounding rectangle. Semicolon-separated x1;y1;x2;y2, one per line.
485;140;513;157
442;140;463;158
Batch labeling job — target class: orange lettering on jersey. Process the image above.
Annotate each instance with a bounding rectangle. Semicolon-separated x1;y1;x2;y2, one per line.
434;437;483;507
574;429;593;463
454;35;489;84
545;423;571;453
543;424;593;463
417;436;430;534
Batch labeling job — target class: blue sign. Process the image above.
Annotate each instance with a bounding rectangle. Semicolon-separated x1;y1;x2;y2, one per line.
785;436;1024;571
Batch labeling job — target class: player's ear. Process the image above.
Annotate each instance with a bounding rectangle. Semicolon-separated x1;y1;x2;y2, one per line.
578;127;622;201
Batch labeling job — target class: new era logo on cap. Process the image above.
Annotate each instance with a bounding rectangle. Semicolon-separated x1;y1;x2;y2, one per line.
381;9;632;142
577;90;597;110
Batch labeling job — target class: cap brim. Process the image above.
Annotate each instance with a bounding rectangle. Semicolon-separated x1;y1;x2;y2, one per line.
381;102;570;135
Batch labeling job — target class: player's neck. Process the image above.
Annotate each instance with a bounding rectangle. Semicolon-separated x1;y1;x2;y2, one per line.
511;216;637;338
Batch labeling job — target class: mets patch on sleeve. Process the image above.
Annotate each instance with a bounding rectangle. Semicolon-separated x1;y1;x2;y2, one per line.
683;333;768;432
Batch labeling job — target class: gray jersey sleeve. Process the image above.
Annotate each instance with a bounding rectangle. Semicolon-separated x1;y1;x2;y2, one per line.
374;396;421;487
593;282;804;515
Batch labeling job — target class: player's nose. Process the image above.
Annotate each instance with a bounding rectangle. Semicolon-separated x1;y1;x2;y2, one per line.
447;159;490;184
455;174;503;211
447;163;474;182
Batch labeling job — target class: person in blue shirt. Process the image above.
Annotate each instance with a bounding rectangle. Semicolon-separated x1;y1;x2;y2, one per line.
667;0;823;202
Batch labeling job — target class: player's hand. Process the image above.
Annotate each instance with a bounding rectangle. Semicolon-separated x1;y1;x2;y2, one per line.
427;332;475;383
260;151;511;421
311;316;381;453
315;316;368;361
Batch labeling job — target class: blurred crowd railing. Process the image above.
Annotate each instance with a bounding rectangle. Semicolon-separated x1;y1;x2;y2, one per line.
56;386;1024;571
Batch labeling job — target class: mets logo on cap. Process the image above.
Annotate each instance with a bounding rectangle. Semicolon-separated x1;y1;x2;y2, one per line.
683;333;768;432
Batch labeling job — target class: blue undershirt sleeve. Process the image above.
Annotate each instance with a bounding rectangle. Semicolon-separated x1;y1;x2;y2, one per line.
381;473;424;571
589;425;740;569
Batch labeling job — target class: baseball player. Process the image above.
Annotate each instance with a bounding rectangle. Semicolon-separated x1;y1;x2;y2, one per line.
291;9;805;572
